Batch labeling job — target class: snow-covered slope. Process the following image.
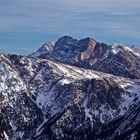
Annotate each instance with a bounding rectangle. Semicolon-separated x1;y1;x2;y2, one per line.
0;54;140;140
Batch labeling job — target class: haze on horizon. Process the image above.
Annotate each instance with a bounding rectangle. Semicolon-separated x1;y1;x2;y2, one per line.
0;0;140;55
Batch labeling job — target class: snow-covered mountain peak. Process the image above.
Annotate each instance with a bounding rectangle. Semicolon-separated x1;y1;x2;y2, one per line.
111;43;140;57
30;36;140;79
30;41;55;57
111;43;127;54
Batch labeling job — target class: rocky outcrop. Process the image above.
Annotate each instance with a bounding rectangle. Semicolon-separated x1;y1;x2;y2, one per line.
0;53;140;140
31;36;140;79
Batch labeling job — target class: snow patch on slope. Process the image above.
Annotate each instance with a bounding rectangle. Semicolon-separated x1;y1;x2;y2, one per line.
119;80;140;115
48;60;100;81
111;43;126;54
111;43;140;57
31;41;55;57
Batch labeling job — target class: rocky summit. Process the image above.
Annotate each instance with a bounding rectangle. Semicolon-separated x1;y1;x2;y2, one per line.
31;36;140;79
1;36;140;140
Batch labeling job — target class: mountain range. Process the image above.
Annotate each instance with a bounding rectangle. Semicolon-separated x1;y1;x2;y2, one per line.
0;36;140;140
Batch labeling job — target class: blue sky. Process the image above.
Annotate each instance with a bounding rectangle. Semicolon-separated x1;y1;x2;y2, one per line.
0;0;140;55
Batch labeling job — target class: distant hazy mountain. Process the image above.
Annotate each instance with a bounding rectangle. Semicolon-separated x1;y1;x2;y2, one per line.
0;36;140;140
131;45;140;55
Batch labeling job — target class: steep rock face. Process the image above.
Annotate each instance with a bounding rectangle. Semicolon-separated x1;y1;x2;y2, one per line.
0;54;140;140
31;36;140;79
79;38;108;61
92;44;140;79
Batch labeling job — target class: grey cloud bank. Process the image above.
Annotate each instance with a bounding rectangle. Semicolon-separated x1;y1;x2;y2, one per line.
0;0;140;54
